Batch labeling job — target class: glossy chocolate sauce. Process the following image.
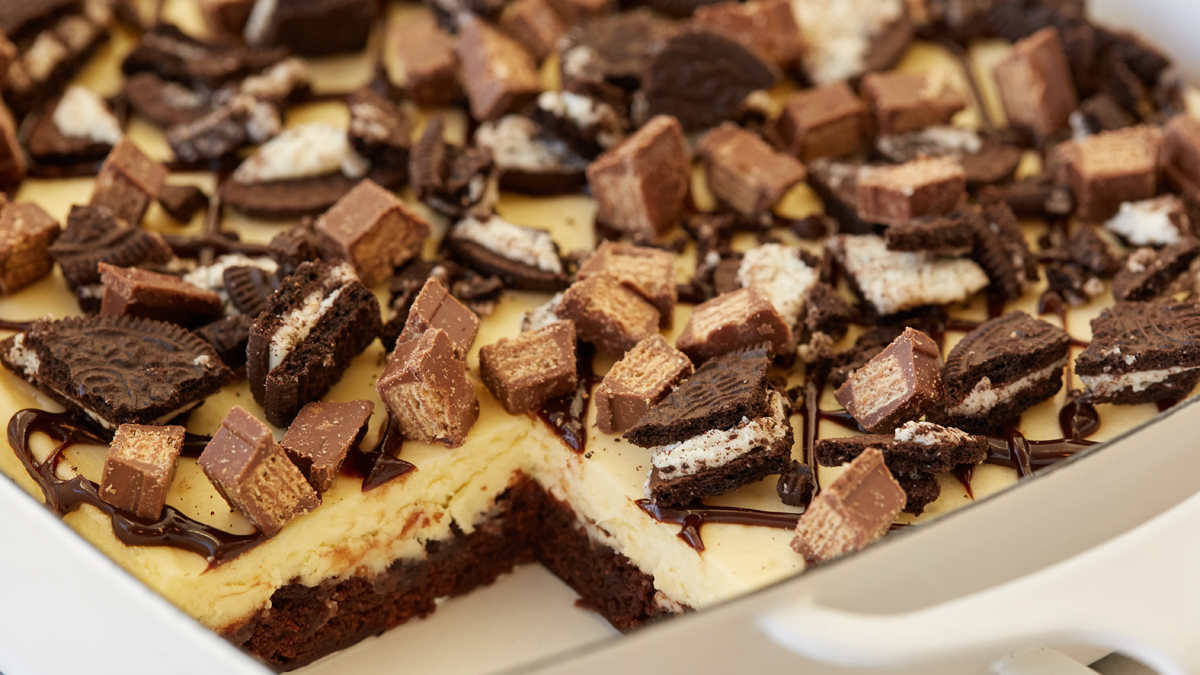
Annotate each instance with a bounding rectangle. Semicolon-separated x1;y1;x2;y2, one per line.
163;233;272;259
538;343;597;454
636;499;802;552
342;419;417;491
0;319;35;332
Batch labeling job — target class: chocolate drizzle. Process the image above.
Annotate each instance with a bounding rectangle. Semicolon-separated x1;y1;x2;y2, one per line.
538;342;598;454
0;318;35;332
162;233;272;259
343;419;417;491
636;499;802;552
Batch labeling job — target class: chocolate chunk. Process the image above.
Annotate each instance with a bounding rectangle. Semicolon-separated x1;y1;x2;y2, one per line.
1056;125;1162;222
280;400;374;492
834;328;942;434
0;200;61;294
194;314;253;369
243;0;375;56
25;86;121;165
791;447;906;564
223;265;279;317
676;286;791;362
556;274;660;355
970;202;1038;302
805;158;872;234
0;101;26;192
992;27;1079;143
1112;239;1200;302
347;88;412;188
0;315;231;429
594;334;693;435
884;209;976;257
692;0;805;72
90;138;168;226
99;424;185;520
376;328;479;447
473;115;589;195
383;13;461;107
557;9;679;92
158;184;209;223
697;123;806;221
123;72;213;129
267;224;321;276
122;23;286;89
314;179;429;288
1076;300;1200;405
446;215;567;292
99;263;223;328
804;282;856;342
830;234;989;316
198;0;255;35
822;326;903;389
776;460;815;507
625;344;770;448
977;174;1073;218
167;94;281;163
1162;114;1200;201
861;71;967;135
410;115;498;219
939;311;1070;433
1105;195;1191;247
1066;226;1122;277
402;277;480;359
199;406;320;536
586;115;689;239
456;16;541;122
498;0;566;62
576;241;676;329
247;261;381;427
480;320;578;414
640;27;778;133
856;157;966;226
49;205;174;303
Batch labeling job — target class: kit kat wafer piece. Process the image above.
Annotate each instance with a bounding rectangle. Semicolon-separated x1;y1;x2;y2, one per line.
576;241;676;329
775;82;869;162
99;424;185;520
384;13;461;108
1161;114;1200;200
595;335;692;435
0;200;60;294
99;263;223;328
860;71;966;135
857;156;966;226
675;286;791;362
480;320;577;414
1056;125;1162;223
556;274;660;355
376;328;479;447
280;400;374;492
697;123;806;221
402;277;480;359
315;179;429;288
992;27;1078;143
90;138;168;226
586;115;689;239
834;328;943;434
457;16;541;122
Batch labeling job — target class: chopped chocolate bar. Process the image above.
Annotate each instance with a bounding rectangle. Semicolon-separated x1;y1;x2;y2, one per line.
884;209;976;257
1105;195;1191;247
939;311;1070;433
247;261;381;427
376;328;479;447
576;241;676;329
0;101;26;192
992;27;1079;142
384;13;461;107
970;202;1038;302
0;200;60;294
314;179;429;288
157;184;209;224
1161;114;1200;201
0;315;231;429
860;71;966;135
1111;239;1200;302
675;286;792;362
737;243;819;331
480;320;577;414
586;115;689;239
410;115;498;219
243;0;375;56
556;274;660;355
625;344;770;448
830;234;989;316
347;88;412;187
791;446;905;564
693;0;805;72
1076;300;1200;405
49;205;174;307
1056;125;1163;222
447;215;567;292
697;123;806;221
856;157;966;226
646;389;793;507
26;85;122;164
90;138;168;226
199;406;320;536
595;334;692;435
194;314;253;369
280;400;374;492
834;328;942;433
167;94;281;163
402;278;480;360
498;0;566;62
457;16;542;122
474;116;589;194
99;424;185;520
99;263;223;328
776;460;815;507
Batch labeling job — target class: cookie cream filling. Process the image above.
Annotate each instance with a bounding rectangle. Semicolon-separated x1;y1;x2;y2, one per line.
877;126;983;158
474;116;586;172
453;216;564;274
947;358;1068;417
650;391;789;483
1081;365;1198;397
183;254;279;315
536;91;621;148
792;0;904;85
6;334;39;378
267;264;357;371
895;420;973;446
239;58;312;101
834;234;990;315
737;244;818;328
52;85;122;145
232;123;369;185
1104;196;1186;247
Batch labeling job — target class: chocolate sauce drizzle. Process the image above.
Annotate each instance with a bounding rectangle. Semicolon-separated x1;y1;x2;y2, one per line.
636;500;802;552
0;318;35;332
343;420;417;491
537;343;598;454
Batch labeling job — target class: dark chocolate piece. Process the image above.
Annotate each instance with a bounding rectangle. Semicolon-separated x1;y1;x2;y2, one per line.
977;175;1073;219
244;0;375;56
992;27;1078;143
860;71;967;135
402;277;480;359
556;274;660;355
99;263;224;328
803;282;857;342
1076;300;1200;405
697;123;806;221
375;328;479;447
99;423;185;520
594;334;692;435
480;320;578;414
1111;239;1200;302
0;200;61;294
675;286;791;362
776;460;815;508
90;138;168;226
158;184;209;223
456;16;542;122
280;400;374;492
314;179;429;288
834;328;943;434
1066;224;1122;277
576;241;676;329
1056;125;1162;222
856;157;966;226
586;115;689;239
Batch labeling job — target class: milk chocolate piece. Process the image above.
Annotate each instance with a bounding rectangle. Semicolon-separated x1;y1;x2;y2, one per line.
586;115;689;239
556;274;660;355
158;184;208;223
594;334;692;435
576;241;676;329
0;101;27;192
856;157;966;226
90;138;168;226
676;286;791;363
0;200;60;294
99;263;223;328
480;320;577;414
402;277;480;359
1160;114;1200;201
244;0;375;56
697;123;806;221
99;423;185;520
457;16;541;122
199;406;320;536
375;328;479;447
775;83;869;163
860;71;967;135
835;328;943;434
1056;125;1162;223
280;400;374;492
791;447;905;564
498;0;566;62
992;27;1078;143
314;179;430;288
692;0;805;71
384;13;461;108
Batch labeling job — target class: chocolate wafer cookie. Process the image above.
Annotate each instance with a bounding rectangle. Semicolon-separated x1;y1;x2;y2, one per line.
1076;301;1200;405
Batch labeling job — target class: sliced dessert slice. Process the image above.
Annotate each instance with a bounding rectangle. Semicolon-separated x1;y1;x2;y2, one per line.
1076;300;1200;405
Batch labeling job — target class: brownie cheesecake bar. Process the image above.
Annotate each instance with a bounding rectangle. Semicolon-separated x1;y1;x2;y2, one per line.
0;0;1198;670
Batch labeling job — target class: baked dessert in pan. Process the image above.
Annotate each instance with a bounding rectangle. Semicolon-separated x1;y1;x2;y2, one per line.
0;0;1195;670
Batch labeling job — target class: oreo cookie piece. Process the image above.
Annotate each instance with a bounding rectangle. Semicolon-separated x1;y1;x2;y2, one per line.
122;23;287;89
558;9;680;93
220;173;362;221
194;314;254;369
1112;239;1200;302
247;261;381;427
815;421;989;476
1;315;232;429
874;127;1021;187
625;345;771;448
884;208;976;257
410;115;497;219
1066;226;1123;277
969;202;1038;302
1076;301;1200;405
25;86;123;166
474;116;588;195
939;311;1071;433
893;470;941;516
347;87;411;188
819;326;904;389
223;265;280;317
639;27;779;133
445;215;568;292
123;72;213;129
